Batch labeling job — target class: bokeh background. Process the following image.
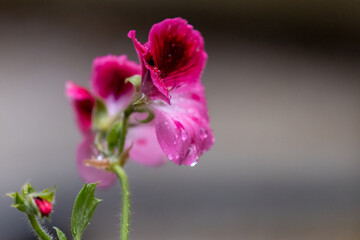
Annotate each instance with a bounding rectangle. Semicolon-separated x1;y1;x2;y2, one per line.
1;1;360;239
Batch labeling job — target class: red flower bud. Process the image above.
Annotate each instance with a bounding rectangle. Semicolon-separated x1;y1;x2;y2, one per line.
34;197;53;216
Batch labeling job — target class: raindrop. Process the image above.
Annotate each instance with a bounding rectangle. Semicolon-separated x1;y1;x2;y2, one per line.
168;153;173;160
199;128;208;140
175;153;180;159
181;130;188;141
191;155;199;167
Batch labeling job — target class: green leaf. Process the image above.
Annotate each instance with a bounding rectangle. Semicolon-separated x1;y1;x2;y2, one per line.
22;182;35;195
125;74;141;89
54;227;67;240
71;183;102;240
35;187;56;202
93;98;108;130
107;121;123;153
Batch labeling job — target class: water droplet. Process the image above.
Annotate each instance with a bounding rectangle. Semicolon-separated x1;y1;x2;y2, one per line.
97;155;103;161
168;153;173;160
181;130;188;141
196;47;200;52
199;128;208;140
191;155;199;167
175;153;180;159
175;132;179;139
173;140;177;145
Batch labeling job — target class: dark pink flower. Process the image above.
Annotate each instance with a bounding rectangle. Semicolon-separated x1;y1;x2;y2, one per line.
34;197;53;217
66;81;95;135
91;55;141;115
128;17;207;103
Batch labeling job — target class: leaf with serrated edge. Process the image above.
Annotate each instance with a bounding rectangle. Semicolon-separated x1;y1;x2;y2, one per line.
71;183;102;240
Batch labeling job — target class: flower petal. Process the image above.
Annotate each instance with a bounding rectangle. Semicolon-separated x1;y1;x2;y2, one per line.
91;55;140;115
126;125;167;166
128;31;170;103
153;82;214;166
147;18;207;100
128;18;207;103
76;134;116;188
66;81;95;134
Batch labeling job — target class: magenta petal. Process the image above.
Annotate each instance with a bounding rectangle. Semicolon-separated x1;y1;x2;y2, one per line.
91;55;140;115
128;18;207;103
66;81;95;135
153;82;214;166
126;125;167;166
76;135;116;188
147;18;207;99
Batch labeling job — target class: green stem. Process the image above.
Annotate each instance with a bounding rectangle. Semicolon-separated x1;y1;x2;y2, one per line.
118;107;132;156
27;214;52;240
112;164;130;240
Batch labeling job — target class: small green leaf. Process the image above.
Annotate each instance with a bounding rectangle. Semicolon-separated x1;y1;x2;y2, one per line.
54;227;67;240
125;74;141;89
93;98;108;130
6;192;17;199
71;183;102;240
22;182;35;195
107;121;123;153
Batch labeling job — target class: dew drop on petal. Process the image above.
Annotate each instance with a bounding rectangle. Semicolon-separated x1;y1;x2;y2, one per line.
175;152;180;159
191;155;200;167
199;127;208;140
168;153;173;160
181;130;188;141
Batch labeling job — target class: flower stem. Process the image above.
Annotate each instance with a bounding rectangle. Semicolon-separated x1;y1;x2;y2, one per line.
112;164;130;240
27;214;52;240
118;107;132;156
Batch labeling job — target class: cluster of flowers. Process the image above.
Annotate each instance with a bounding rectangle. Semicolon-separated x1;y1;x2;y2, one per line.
66;18;214;187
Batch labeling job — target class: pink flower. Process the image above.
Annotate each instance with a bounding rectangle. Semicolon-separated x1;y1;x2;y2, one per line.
66;56;166;187
91;55;140;116
129;18;214;166
66;82;94;135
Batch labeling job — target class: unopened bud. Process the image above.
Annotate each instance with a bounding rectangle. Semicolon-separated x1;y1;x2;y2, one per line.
34;197;53;217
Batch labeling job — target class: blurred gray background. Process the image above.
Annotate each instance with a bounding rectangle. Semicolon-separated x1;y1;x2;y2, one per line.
1;1;360;239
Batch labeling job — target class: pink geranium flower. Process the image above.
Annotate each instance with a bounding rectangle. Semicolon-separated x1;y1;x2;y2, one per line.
66;55;166;187
67;18;214;187
129;17;214;166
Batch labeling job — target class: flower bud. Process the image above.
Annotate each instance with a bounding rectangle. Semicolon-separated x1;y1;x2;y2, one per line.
34;197;53;217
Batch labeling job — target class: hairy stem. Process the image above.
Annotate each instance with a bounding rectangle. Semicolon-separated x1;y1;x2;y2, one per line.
27;214;52;240
112;164;130;240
